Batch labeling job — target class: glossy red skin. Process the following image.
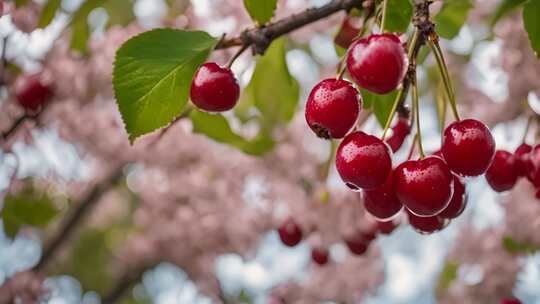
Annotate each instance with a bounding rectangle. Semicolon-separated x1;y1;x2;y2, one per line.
438;174;466;219
311;246;329;265
346;33;407;94
336;131;392;190
407;210;446;234
278;218;303;247
376;220;399;235
305;78;360;139
514;143;532;177
394;156;454;217
15;74;53;111
526;144;540;186
364;174;403;220
190;62;240;112
442;119;496;176
486;150;519;192
500;298;521;304
385;117;411;153
334;16;361;49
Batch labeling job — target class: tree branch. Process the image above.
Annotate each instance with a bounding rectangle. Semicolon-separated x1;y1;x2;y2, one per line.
101;264;153;304
215;0;366;55
34;167;125;272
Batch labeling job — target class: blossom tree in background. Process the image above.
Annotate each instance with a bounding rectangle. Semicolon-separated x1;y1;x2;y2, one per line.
0;0;539;303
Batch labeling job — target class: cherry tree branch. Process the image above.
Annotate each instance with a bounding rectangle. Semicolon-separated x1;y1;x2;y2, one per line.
215;0;366;55
101;264;153;304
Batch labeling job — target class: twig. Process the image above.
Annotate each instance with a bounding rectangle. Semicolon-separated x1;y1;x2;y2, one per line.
101;264;153;304
215;0;365;55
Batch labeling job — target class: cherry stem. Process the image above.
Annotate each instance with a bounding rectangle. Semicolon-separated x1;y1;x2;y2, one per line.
380;0;389;33
428;39;460;121
319;140;338;181
381;28;420;140
522;115;533;144
226;44;249;69
436;81;447;132
336;63;347;80
411;64;425;158
407;133;418;160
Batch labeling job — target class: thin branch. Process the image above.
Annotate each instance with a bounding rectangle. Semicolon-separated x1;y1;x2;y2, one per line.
101;265;153;304
215;0;366;55
34;167;125;272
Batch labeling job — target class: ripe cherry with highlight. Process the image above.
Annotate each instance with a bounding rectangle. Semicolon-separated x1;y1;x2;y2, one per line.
311;246;329;265
190;62;240;112
15;74;53;111
364;174;403;220
407;210;446;234
305;78;360;139
278;218;303;247
486;150;518;192
438;174;466;219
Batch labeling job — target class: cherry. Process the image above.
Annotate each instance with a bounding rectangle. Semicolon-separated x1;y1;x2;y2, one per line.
344;232;370;255
394;156;454;217
334;16;361;49
15;74;53;111
485;150;519;192
526;144;540;186
407;210;446;234
305;78;360;139
441;119;496;176
277;218;302;247
376;219;399;235
190;62;240;112
336;131;392;190
346;33;407;94
364;174;403;220
311;246;329;265
514;143;532;177
500;298;521;304
385;117;411;153
438;174;466;219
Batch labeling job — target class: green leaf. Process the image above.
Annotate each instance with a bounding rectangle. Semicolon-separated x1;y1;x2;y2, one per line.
502;235;540;254
491;0;527;26
383;0;413;33
1;183;59;238
113;29;216;142
38;0;62;28
243;0;278;24
436;262;458;292
361;89;398;127
523;0;540;58
434;0;473;39
240;38;300;128
190;110;274;156
103;0;136;27
69;0;106;53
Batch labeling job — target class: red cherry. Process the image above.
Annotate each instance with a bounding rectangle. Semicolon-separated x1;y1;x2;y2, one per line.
190;62;240;112
376;219;399;235
364;174;403;220
385;117;411;153
407;210;446;234
441;119;496;176
334;16;361;49
15;74;53;111
344;232;370;255
346;33;407;94
305;78;360;139
500;298;521;304
438;174;466;219
514;143;532;177
311;246;329;265
278;218;302;247
394;156;454;217
336;131;392;190
526;144;540;186
485;150;519;192
535;189;540;200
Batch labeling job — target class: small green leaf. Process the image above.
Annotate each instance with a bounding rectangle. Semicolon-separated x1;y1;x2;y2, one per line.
434;0;473;39
243;0;278;25
437;262;458;292
69;0;107;53
361;89;398;127
113;29;216;142
241;38;300;128
1;183;59;238
523;0;540;58
491;0;527;26
38;0;62;28
502;235;540;254
190;110;274;156
384;0;413;33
